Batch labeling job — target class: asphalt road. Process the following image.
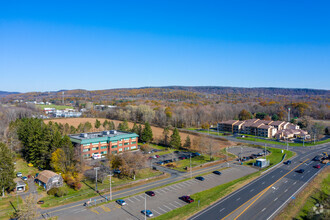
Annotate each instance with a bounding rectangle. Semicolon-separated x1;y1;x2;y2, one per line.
189;143;330;220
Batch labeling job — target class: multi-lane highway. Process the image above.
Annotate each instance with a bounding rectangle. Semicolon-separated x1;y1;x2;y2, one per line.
190;143;329;220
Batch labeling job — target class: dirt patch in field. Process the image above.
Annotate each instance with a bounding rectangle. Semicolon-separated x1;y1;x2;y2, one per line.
44;118;235;150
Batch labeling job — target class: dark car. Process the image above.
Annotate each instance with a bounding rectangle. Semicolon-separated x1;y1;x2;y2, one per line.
155;155;160;158
195;176;205;181
37;200;44;204
145;191;155;196
180;196;194;203
157;161;164;165
314;164;321;169
213;171;221;175
174;151;180;154
296;169;305;173
313;156;321;161
141;210;153;217
284;160;292;165
116;199;126;206
21;176;28;181
178;156;186;160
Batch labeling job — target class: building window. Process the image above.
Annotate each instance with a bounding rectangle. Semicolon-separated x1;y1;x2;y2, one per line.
124;138;130;141
131;141;136;144
111;141;117;143
100;141;107;144
101;151;107;154
119;144;122;146
101;146;107;149
124;147;129;151
118;148;123;152
124;143;129;146
111;145;117;148
131;146;137;150
83;148;90;152
83;144;90;146
83;154;90;158
111;151;117;154
92;147;99;151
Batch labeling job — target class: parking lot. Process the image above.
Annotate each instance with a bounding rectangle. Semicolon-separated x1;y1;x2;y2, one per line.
60;165;256;220
227;146;267;159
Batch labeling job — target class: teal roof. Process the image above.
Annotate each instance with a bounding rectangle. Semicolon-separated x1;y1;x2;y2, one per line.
69;131;138;145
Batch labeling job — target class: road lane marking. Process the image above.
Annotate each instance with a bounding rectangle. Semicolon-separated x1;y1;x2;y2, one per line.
293;181;297;185
262;182;265;184
133;196;140;201
220;208;225;212
250;189;254;192
90;208;99;215
153;209;161;215
284;189;288;192
284;180;288;183
100;205;111;212
174;201;182;206
261;208;266;212
169;203;179;208
274;198;278;201
272;175;275;178
236;198;241;201
221;159;309;220
138;195;145;199
160;189;167;193
127;198;134;203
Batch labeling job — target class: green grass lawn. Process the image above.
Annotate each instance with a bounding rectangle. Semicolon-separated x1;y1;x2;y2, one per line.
186;128;229;136
243;147;295;168
295;172;330;219
36;104;72;110
170;155;219;172
0;196;22;220
15;157;39;177
40;168;163;208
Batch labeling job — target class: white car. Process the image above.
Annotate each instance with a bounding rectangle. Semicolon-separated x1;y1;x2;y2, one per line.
16;172;22;177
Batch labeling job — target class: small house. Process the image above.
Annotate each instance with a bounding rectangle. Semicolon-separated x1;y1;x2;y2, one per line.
15;180;26;192
37;170;63;191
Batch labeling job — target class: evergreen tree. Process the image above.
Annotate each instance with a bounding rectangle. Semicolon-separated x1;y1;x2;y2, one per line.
0;142;15;195
184;135;191;148
163;126;170;146
239;109;252;120
131;122;139;134
141;122;153;143
138;125;143;141
170;128;181;149
118;120;129;131
83;122;92;132
271;114;279;121
70;125;76;134
103;120;109;130
110;121;116;130
95;119;101;129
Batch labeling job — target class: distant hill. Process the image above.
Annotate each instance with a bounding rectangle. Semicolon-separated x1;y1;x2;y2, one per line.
1;86;329;103
0;91;20;96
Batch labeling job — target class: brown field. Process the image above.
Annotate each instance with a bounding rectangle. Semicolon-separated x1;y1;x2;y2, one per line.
45;118;235;151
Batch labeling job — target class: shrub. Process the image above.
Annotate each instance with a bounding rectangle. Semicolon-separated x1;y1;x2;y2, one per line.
47;188;59;196
55;187;68;197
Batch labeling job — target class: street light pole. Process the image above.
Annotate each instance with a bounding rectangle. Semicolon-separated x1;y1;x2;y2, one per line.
264;144;267;160
94;167;100;191
145;194;147;220
190;153;192;179
109;174;113;201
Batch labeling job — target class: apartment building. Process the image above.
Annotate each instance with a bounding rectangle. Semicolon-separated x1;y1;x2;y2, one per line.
69;130;139;159
257;125;277;138
217;120;239;132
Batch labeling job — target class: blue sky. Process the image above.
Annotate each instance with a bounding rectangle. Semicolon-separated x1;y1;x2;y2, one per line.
1;0;329;92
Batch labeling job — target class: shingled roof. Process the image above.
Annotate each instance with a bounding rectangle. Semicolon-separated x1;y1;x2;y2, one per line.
37;170;58;183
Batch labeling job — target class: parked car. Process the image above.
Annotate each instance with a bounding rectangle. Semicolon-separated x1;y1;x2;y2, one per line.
37;200;44;204
174;151;180;154
180;195;194;203
155;155;160;158
116;199;126;206
296;169;305;173
213;171;221;175
313;156;321;161
314;164;321;169
178;156;185;160
284;160;292;165
145;191;155;196
21;176;28;181
148;157;153;160
195;176;205;181
192;152;201;157
156;161;164;165
16;172;22;177
141;210;153;217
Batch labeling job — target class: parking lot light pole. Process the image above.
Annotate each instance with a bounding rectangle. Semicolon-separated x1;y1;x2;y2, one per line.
264;144;267;160
94;167;100;191
108;173;113;201
145;194;147;220
190;153;192;179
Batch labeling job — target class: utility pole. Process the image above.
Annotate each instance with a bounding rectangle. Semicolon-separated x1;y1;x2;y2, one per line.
240;147;243;161
264;144;267;160
145;194;147;220
303;137;305;147
190;153;192;179
226;147;228;161
286;139;288;151
94;167;100;191
109;173;113;201
62;91;64;105
288;108;291;122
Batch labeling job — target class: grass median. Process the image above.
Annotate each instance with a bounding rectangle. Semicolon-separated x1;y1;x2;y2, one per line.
236;137;330;147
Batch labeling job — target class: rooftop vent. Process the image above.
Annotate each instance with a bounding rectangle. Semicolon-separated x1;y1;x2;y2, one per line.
110;130;117;134
103;131;110;135
80;133;88;138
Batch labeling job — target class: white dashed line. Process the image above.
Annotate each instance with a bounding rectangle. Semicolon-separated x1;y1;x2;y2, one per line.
250;189;254;192
274;197;278;201
262;182;265;185
293;181;297;185
261;208;266;212
236;198;241;201
284;189;288;192
158;207;167;213
220;208;225;212
284;180;288;183
153;209;161;215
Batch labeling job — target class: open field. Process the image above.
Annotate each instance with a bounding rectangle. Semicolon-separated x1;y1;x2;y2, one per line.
0;195;22;220
45;118;234;150
36;104;72;110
